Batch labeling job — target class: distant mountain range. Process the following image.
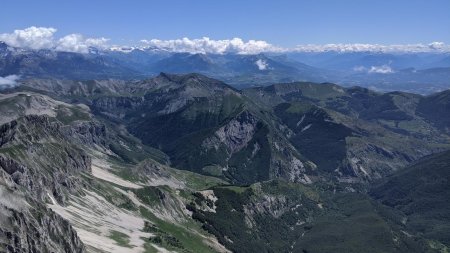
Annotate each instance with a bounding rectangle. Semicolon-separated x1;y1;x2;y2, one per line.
2;41;450;94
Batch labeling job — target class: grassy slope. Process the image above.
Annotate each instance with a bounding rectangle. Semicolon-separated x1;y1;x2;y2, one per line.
371;150;450;248
188;180;436;253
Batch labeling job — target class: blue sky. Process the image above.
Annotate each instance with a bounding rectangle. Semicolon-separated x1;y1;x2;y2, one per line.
1;0;450;46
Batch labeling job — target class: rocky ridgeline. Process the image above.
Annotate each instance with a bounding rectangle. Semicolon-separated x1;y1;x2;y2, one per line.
0;114;119;252
0;193;85;253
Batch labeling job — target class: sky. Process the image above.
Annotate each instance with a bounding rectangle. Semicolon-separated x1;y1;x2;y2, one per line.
1;0;450;47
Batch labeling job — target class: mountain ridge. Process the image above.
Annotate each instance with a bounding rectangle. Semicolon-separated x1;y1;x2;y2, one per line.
2;41;450;93
1;74;450;252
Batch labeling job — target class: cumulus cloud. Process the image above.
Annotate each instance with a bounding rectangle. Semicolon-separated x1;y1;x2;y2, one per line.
0;26;56;50
428;41;445;50
0;75;20;88
0;27;109;53
1;27;450;54
140;37;283;54
255;59;269;70
368;65;394;74
56;34;109;53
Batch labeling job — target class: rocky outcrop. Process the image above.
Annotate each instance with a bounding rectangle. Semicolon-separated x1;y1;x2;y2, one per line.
64;120;109;147
0;178;85;253
0;154;88;205
202;111;258;154
0;203;85;253
92;96;145;119
0;116;95;204
0;115;104;252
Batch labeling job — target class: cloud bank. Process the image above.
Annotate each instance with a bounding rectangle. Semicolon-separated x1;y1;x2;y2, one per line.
0;75;20;88
0;27;56;50
140;37;283;54
0;27;109;53
293;43;450;53
1;27;450;54
56;34;109;53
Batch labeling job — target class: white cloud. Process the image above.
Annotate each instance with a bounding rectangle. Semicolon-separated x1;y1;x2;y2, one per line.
0;27;109;53
368;65;394;74
0;75;20;88
354;65;394;74
140;37;283;54
1;27;450;54
56;34;109;53
428;41;445;50
294;42;450;53
142;39;450;54
0;27;56;50
255;59;269;70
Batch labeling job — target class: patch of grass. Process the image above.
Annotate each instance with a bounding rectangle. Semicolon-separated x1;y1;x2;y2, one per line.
285;101;316;114
215;185;248;193
0;145;26;159
108;230;132;248
143;242;158;253
55;105;90;124
201;165;223;177
173;169;227;190
89;178;138;211
139;207;216;253
134;186;165;206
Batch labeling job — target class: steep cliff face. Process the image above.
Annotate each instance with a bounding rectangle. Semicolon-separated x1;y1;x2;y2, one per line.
202;110;259;154
0;116;95;252
0;116;92;204
0;155;86;253
0;98;123;252
0;191;85;253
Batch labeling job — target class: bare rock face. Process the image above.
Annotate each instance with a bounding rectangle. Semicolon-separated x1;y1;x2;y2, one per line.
0;116;94;205
0;154;88;205
245;194;289;219
92;96;145;119
0;168;85;253
215;112;258;154
0;202;85;253
202;111;258;154
0;115;109;253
